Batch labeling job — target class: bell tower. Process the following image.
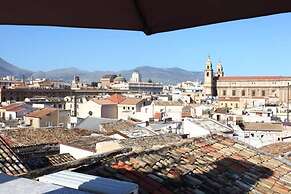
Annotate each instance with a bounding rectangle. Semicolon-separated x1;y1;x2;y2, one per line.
216;61;224;77
203;56;214;96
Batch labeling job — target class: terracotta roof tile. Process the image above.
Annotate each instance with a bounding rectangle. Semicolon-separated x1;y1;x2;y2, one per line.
107;94;126;104
1;103;24;111
0;136;28;176
0;128;92;147
46;153;76;166
119;98;143;105
218;76;291;81
260;142;291;155
92;98;116;105
25;107;57;118
76;134;291;194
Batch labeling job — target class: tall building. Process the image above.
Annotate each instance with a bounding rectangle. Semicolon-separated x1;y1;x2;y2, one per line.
203;56;217;96
202;56;291;104
130;71;142;83
215;61;224;77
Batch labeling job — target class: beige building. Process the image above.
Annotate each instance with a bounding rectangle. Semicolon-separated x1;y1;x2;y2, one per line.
100;74;117;89
117;98;145;120
216;76;291;104
76;94;147;120
217;97;241;109
77;99;118;119
203;56;291;104
24;107;69;128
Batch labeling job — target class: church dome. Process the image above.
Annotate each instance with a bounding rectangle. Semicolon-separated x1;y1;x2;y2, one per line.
114;76;126;82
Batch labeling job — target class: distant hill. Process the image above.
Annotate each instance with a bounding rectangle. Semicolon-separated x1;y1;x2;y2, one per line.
32;66;203;84
0;57;203;84
119;66;203;84
0;57;32;77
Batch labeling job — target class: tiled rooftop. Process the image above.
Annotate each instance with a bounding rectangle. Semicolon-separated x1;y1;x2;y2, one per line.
100;120;156;138
77;134;291;194
0;136;28;176
260;142;291;156
64;135;115;152
25;107;57;118
46;153;76;166
0;128;92;147
118;134;183;152
107;94;126;104
119;98;144;105
0;102;30;112
242;122;284;132
154;100;184;106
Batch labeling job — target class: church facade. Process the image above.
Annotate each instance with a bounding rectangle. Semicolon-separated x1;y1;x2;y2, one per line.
203;57;291;104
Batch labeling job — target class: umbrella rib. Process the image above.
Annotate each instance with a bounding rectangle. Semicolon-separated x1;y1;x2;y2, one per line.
133;0;151;35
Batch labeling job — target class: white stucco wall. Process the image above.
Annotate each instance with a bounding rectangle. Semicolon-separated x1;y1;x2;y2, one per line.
182;119;210;138
60;144;94;159
154;105;183;121
117;104;137;120
77;101;102;119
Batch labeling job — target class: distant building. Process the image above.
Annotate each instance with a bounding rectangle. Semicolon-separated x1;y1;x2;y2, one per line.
77;98;118;119
100;74;117;89
24;96;66;109
24;107;70;128
75;94;149;120
0;103;33;121
117;98;147;120
203;56;291;104
217;76;291;104
113;75;126;84
130;71;141;83
128;82;163;94
0;88;72;102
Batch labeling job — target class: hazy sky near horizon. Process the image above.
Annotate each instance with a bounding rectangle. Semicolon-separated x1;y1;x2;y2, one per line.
0;13;291;75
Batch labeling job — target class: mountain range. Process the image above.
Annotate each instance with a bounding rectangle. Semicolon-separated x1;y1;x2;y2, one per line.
0;57;203;84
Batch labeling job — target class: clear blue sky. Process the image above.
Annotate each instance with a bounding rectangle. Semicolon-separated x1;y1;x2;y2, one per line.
0;13;291;75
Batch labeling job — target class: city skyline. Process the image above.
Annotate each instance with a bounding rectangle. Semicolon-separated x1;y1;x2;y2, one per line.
0;13;291;75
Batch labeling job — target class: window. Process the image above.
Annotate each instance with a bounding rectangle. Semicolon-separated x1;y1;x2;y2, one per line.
232;90;236;96
128;107;130;110
123;106;125;110
241;90;245;96
261;90;265;96
88;111;93;116
132;107;134;110
235;103;238;108
223;90;226;96
206;72;209;77
251;90;256;96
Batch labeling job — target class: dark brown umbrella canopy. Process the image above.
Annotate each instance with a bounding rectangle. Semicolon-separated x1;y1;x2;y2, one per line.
1;0;291;35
